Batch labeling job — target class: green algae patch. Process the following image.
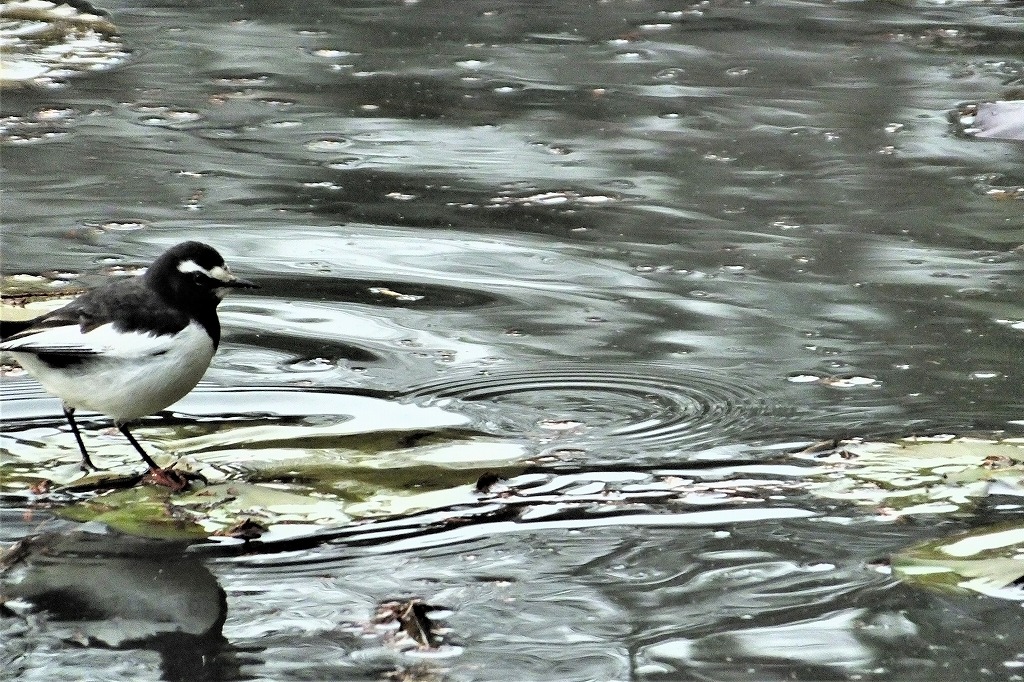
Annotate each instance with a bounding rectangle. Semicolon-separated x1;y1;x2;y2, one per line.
56;482;352;540
59;487;209;541
2;384;539;539
47;463;528;540
27;423;530;539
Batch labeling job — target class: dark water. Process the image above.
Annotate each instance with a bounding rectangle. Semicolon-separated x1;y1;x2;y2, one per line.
2;1;1023;680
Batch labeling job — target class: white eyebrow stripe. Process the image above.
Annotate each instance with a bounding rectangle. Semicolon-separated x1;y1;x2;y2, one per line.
177;260;207;274
208;265;233;282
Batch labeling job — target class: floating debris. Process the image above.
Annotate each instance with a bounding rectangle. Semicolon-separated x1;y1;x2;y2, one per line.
786;373;880;389
1;273;82;323
953;100;1024;142
372;599;447;650
212;516;269;541
474;471;502;493
793;436;1024;516
369;286;426;302
27;479;52;495
0;0;128;89
893;521;1024;600
487;190;619;208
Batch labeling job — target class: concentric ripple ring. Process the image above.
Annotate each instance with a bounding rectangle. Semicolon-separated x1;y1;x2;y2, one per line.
401;364;775;453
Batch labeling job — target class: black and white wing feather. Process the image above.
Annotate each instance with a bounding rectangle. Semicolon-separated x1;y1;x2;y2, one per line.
0;278;191;360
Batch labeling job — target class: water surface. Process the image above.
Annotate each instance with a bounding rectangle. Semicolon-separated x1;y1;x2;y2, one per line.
1;0;1023;680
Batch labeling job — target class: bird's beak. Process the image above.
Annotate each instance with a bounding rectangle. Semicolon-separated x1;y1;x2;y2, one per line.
222;276;259;289
209;265;259;290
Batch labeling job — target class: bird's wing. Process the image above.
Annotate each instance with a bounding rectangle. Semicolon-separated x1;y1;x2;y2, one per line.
0;278;189;357
0;306;98;355
0;323;101;355
0;318;180;357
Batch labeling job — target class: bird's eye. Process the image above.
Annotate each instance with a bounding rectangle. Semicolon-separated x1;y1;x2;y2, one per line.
192;272;206;285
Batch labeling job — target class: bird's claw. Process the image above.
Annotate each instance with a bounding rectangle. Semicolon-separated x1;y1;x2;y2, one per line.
78;458;102;474
142;465;208;492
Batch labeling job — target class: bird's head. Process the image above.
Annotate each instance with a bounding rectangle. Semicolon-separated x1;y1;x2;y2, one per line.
147;241;257;306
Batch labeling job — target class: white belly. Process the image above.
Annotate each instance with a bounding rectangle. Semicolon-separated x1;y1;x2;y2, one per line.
9;322;215;423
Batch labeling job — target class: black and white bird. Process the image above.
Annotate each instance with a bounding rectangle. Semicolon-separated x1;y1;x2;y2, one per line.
0;241;257;489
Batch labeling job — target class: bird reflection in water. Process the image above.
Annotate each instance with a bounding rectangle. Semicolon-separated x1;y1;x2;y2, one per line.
1;527;238;681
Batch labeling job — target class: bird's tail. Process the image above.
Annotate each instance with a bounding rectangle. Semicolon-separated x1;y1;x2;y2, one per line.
0;318;37;341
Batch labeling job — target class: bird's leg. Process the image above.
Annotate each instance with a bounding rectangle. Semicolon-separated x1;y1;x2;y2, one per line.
118;424;204;491
63;405;99;472
116;424;162;471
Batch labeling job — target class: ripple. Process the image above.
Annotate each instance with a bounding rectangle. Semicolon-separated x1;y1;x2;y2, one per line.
401;364;774;454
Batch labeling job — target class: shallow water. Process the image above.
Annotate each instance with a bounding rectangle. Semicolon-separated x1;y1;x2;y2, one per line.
1;0;1023;680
